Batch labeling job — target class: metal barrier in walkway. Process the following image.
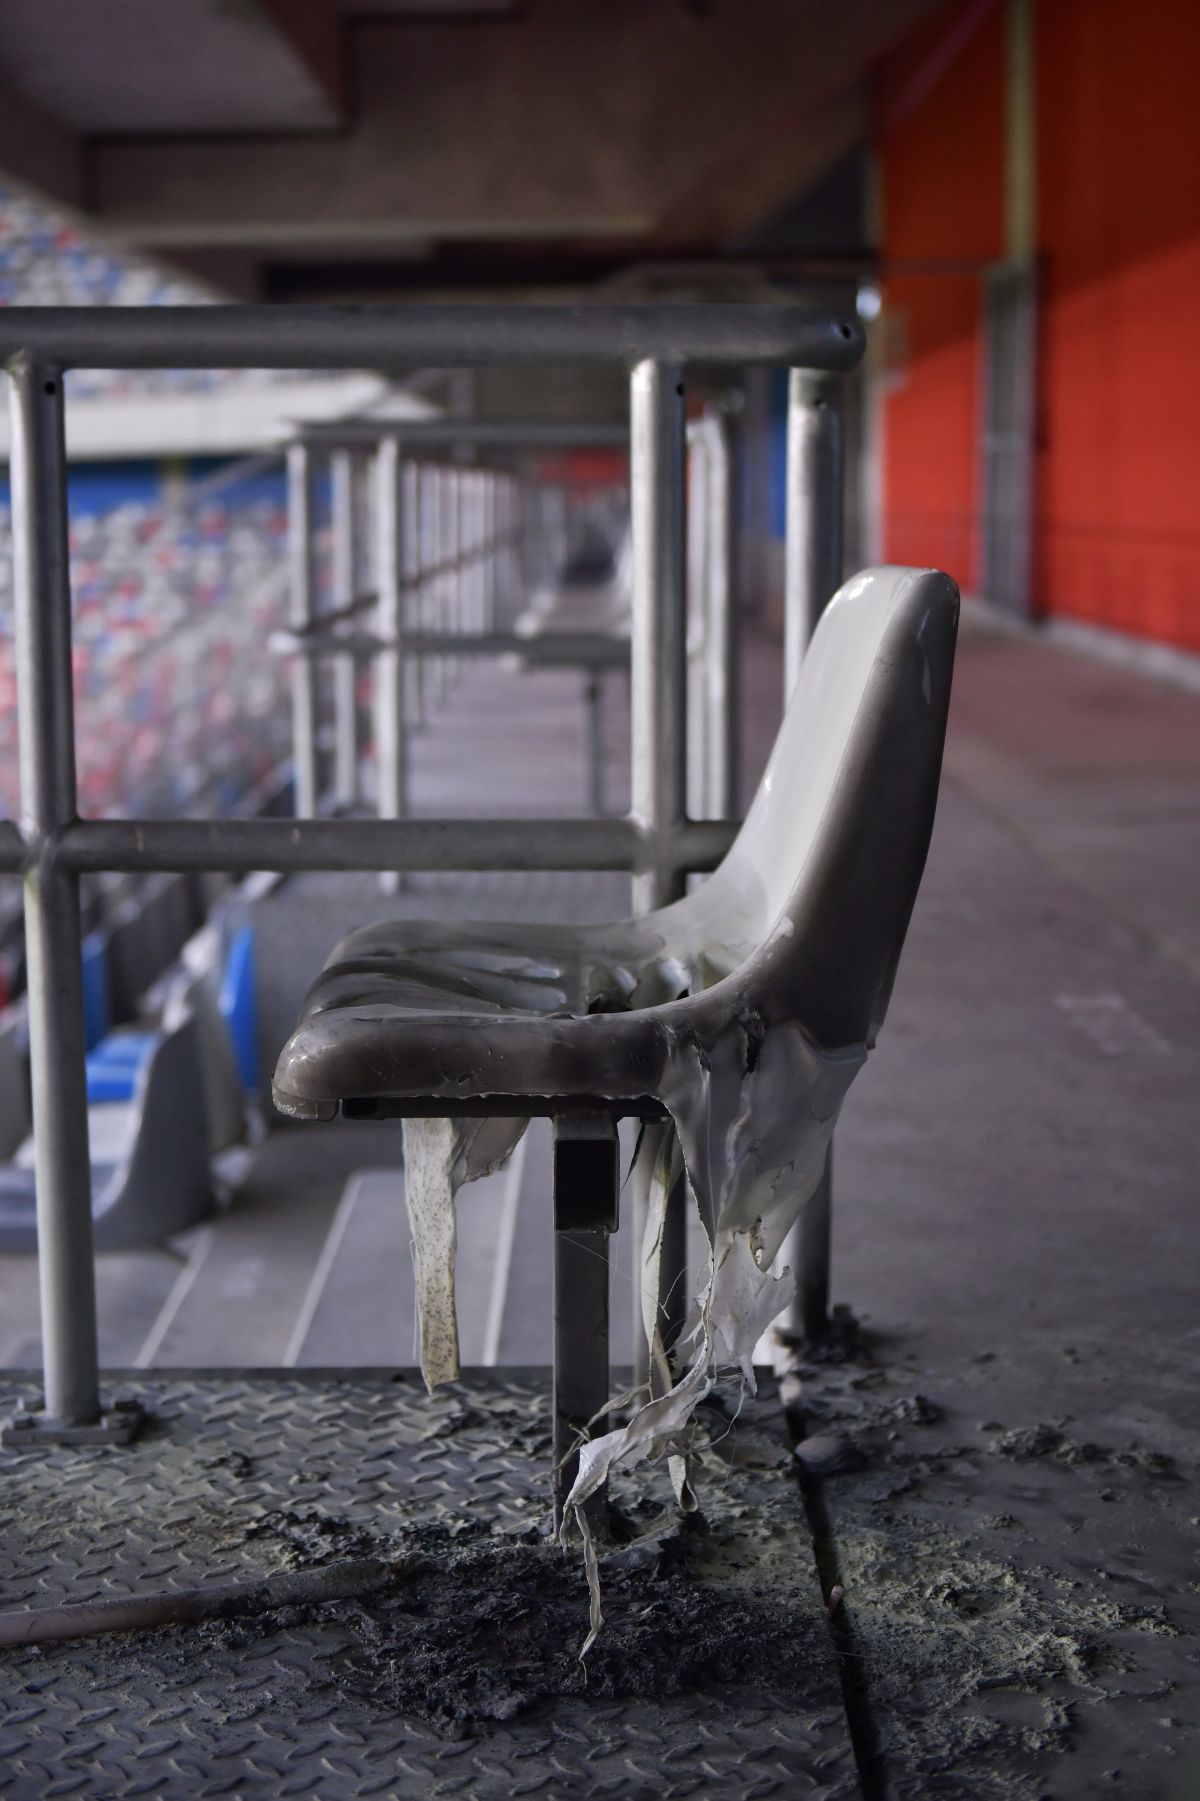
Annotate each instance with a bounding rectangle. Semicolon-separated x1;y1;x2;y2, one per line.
0;302;861;1441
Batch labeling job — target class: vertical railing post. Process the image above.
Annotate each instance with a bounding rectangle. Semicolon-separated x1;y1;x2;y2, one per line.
286;442;319;818
408;461;427;730
472;473;484;634
784;370;843;694
482;471;497;631
629;359;687;915
450;466;464;682
431;467;448;706
449;468;463;652
374;437;406;897
704;412;739;820
5;360;105;1438
514;475;530;606
442;465;458;689
330;448;358;810
685;423;710;821
628;359;688;1390
782;367;845;1345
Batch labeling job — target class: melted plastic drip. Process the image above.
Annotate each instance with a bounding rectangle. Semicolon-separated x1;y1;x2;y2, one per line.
560;1018;865;1647
402;1113;527;1388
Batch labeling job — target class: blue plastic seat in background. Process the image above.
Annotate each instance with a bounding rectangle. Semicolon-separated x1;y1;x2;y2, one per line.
219;924;259;1093
80;930;111;1052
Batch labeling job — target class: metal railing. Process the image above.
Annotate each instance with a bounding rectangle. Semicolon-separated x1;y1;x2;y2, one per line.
686;409;739;822
0;302;861;1441
277;411;743;840
278;416;632;846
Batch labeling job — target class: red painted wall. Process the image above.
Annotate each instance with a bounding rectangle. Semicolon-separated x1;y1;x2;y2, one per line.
876;0;1200;651
1035;0;1200;651
876;0;1005;590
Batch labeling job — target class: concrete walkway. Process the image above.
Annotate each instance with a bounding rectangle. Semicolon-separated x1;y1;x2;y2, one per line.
815;617;1200;1795
838;612;1200;1411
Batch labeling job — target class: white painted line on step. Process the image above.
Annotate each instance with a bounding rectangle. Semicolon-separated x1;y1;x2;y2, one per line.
282;1175;362;1368
134;1227;216;1369
482;1132;529;1367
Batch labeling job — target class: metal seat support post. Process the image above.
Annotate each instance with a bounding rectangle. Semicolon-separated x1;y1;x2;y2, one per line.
552;1112;619;1531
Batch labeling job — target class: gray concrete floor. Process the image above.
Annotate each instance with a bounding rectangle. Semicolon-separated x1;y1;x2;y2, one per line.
839;615;1199;1430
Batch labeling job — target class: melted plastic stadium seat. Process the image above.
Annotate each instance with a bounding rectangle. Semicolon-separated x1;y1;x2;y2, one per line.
273;566;958;1529
275;567;958;1121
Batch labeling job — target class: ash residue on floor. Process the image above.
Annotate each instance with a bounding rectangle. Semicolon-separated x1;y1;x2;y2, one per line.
782;1329;1199;1799
270;1514;829;1730
205;1415;832;1733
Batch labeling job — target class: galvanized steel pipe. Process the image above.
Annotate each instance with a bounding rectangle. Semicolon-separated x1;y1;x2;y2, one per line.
8;359;101;1428
0;303;863;372
629;359;688;914
55;814;737;877
291;418;630;452
782;367;846;1343
784;369;844;699
286;443;320;818
373;438;406;896
329;448;359;810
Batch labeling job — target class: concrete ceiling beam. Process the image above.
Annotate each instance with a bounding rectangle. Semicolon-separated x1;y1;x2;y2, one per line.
84;1;941;258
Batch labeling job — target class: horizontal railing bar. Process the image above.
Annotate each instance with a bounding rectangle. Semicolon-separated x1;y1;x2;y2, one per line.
270;628;629;667
391;532;522;590
288;418;631;450
52;815;736;876
299;590;381;631
0;304;863;372
284;538;526;635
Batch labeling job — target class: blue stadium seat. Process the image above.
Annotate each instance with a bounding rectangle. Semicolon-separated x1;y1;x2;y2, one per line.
0;1005;213;1253
219;924;259;1092
85;1031;157;1103
80;930;111;1052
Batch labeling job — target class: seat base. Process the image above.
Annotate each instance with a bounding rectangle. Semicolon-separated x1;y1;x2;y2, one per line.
343;1092;667;1121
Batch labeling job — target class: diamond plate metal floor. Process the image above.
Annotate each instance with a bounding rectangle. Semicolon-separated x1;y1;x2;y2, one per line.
0;1371;856;1799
